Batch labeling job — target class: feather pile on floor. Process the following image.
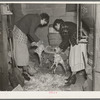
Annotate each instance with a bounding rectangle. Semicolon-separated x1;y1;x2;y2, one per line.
23;72;67;91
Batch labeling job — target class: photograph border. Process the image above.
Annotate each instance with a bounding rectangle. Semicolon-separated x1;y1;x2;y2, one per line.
0;0;100;99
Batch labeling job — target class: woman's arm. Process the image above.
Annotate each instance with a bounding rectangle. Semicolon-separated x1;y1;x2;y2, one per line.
59;38;70;52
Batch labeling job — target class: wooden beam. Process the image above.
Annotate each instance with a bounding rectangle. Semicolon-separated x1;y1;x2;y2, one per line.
0;14;9;90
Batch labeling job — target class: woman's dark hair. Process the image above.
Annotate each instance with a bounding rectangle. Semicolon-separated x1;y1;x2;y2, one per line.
82;20;90;33
53;19;64;31
40;13;49;25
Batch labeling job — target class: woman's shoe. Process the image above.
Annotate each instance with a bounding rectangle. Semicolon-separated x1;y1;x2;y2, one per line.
65;74;76;86
77;69;87;80
22;72;30;81
66;75;71;81
18;66;23;69
65;73;72;81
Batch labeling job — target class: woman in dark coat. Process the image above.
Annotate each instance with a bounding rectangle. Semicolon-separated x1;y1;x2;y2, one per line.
53;19;87;86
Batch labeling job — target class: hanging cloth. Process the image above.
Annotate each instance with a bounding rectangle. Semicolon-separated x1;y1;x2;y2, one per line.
69;39;87;72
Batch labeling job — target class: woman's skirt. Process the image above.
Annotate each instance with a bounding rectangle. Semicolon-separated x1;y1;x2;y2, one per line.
69;41;87;72
13;25;29;66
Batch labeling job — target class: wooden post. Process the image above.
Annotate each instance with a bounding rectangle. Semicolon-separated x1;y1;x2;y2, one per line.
0;11;9;90
94;4;100;91
76;4;79;44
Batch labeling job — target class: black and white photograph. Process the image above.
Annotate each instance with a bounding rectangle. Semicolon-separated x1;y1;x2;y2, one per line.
0;2;98;94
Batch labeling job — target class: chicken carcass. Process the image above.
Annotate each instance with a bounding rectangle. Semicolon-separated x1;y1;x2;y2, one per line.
32;41;45;66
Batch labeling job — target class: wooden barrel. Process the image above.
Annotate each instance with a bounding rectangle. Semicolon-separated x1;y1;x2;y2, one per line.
48;24;62;47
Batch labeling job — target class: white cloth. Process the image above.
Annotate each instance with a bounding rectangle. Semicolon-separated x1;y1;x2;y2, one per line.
69;39;87;72
13;25;29;66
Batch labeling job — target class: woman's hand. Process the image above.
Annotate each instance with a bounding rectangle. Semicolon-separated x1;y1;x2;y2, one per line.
54;47;62;53
31;42;37;47
37;40;43;46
